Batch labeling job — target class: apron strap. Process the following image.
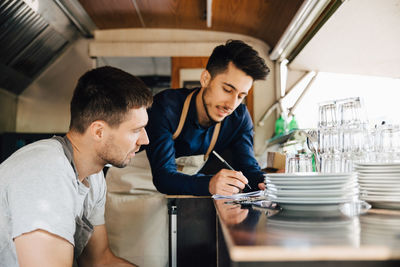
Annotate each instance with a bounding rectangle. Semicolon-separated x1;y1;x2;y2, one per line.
204;122;220;161
172;90;195;140
172;89;221;161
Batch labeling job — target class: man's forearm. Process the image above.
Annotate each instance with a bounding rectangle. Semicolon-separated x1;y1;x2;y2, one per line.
153;170;212;195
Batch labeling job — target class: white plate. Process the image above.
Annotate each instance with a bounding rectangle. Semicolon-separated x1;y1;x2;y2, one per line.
358;180;400;184
361;196;400;202
359;181;400;186
266;176;356;182
358;173;400;180
267;176;354;182
266;179;355;186
266;172;356;178
359;181;400;187
267;190;358;198
359;186;400;192
358;177;400;183
266;179;353;186
267;182;358;190
355;162;400;167
268;196;357;203
268;186;358;194
355;165;400;168
356;169;400;173
358;181;400;186
359;180;400;184
358;173;400;177
267;192;358;198
360;191;400;197
360;184;399;192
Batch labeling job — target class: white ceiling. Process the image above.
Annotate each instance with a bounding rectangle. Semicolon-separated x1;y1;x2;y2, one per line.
290;0;400;79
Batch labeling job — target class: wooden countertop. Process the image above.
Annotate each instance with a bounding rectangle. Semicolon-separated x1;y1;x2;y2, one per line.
214;199;400;262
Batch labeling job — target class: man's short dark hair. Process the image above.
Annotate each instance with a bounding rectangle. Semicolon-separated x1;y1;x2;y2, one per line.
69;66;153;133
206;40;270;81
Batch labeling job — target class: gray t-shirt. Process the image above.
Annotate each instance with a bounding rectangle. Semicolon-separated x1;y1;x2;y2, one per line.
0;138;106;266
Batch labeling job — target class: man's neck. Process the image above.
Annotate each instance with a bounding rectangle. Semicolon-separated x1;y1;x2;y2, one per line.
66;132;103;183
195;87;212;127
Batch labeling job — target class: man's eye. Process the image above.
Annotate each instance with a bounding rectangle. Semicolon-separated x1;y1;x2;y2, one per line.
223;88;232;93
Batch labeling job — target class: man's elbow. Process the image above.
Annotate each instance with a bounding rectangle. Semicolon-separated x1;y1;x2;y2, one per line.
152;176;171;194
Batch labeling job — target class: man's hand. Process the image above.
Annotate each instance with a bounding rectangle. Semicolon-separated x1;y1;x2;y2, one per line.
258;182;266;190
209;169;248;195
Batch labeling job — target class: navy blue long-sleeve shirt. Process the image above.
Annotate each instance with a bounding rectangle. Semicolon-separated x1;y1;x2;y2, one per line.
144;88;264;196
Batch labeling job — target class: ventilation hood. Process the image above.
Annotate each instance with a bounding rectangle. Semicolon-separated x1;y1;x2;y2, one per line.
0;0;96;95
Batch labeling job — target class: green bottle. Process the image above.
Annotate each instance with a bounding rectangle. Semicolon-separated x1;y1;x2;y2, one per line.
274;115;286;136
288;115;299;131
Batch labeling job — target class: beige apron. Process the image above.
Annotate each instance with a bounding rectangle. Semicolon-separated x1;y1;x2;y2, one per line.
52;136;94;266
172;89;221;174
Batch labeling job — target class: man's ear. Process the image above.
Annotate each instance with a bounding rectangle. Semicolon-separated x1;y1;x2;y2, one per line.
89;120;106;141
200;70;211;88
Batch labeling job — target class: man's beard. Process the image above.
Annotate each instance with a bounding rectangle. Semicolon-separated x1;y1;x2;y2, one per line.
202;87;219;126
106;156;128;168
98;136;132;168
99;149;128;168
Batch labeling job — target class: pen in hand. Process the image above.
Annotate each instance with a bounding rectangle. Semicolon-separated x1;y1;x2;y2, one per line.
212;150;252;190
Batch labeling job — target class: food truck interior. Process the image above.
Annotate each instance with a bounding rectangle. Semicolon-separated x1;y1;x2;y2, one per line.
1;1;400;267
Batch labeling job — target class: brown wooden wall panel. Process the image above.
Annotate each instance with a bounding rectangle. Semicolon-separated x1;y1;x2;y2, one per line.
79;0;305;49
212;0;304;48
136;0;206;29
78;0;142;29
171;57;209;89
246;86;254;124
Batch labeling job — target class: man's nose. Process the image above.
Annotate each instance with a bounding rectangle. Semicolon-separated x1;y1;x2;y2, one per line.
226;94;238;110
138;128;149;145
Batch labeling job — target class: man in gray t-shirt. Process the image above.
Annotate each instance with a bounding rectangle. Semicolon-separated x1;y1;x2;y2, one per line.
0;66;153;267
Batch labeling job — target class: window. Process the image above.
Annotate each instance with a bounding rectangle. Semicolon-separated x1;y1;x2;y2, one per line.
281;72;400;129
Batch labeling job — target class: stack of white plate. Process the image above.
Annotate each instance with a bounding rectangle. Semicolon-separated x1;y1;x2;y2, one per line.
355;162;400;209
265;173;358;211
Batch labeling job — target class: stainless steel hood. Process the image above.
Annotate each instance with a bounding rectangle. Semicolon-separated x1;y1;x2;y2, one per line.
0;0;95;95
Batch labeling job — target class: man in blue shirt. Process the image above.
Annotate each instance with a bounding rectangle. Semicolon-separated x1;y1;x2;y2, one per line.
145;40;270;196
